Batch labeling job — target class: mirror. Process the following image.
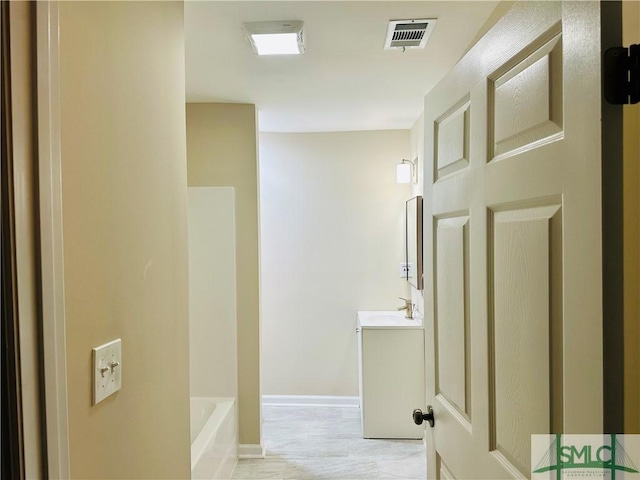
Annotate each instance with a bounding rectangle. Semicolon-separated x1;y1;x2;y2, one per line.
405;196;423;290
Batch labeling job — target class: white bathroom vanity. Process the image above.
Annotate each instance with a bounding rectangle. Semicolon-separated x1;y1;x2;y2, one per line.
357;311;425;439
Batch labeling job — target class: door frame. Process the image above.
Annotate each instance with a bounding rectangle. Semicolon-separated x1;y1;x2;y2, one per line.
601;0;626;435
36;2;70;478
2;1;26;476
622;0;640;435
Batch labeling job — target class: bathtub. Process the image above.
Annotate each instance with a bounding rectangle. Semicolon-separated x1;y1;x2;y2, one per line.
191;397;238;479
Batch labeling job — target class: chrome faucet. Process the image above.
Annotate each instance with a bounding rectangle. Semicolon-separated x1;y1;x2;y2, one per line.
397;297;414;319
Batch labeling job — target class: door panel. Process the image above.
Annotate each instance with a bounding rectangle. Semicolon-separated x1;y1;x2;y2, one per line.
435;216;470;422
490;31;563;160
490;204;561;476
438;454;457;480
435;98;470;180
424;2;603;479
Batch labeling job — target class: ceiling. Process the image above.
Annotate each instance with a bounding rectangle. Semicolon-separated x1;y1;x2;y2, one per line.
185;1;500;133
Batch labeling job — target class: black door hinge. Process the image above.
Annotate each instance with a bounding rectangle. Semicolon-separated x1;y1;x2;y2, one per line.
604;44;639;105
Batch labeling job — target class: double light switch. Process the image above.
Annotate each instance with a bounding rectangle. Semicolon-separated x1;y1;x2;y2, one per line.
92;338;122;405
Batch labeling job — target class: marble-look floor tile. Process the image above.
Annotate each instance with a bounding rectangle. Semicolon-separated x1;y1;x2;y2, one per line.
341;407;362;420
263;407;313;423
231;459;287;480
377;457;427;479
308;418;362;439
232;406;427;479
266;437;350;459
283;458;379;480
262;421;310;441
309;407;344;421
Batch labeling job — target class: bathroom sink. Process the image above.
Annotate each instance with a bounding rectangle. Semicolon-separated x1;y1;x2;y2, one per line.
357;311;423;329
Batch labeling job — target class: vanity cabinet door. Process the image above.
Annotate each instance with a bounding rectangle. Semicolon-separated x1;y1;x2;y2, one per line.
360;328;425;439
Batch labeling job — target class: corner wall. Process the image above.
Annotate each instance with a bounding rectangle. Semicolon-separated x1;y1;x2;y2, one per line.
259;131;412;396
186;103;261;447
59;2;190;478
188;187;238;399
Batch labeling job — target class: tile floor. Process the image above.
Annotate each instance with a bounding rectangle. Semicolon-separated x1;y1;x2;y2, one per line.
231;406;426;480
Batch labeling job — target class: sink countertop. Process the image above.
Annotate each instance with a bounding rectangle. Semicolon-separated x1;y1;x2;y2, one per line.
357;310;424;329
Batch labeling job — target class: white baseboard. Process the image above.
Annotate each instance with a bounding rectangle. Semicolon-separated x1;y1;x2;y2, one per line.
262;395;360;408
238;443;265;459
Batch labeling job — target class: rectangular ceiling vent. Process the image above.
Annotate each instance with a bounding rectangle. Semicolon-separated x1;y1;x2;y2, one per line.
384;19;437;50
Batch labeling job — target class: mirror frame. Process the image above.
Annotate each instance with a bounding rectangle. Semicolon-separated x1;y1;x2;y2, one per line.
405;195;423;290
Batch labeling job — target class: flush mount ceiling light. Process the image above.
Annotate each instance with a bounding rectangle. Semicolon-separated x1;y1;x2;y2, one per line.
243;21;305;56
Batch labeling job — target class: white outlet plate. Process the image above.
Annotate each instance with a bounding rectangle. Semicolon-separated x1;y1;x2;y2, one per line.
92;338;122;405
400;262;414;278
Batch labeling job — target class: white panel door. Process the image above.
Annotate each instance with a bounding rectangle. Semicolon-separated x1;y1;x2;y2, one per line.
423;2;603;478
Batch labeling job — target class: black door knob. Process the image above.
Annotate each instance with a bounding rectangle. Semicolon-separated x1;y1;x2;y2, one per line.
413;405;435;427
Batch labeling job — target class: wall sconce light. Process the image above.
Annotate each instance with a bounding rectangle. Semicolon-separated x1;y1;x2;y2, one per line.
397;158;417;184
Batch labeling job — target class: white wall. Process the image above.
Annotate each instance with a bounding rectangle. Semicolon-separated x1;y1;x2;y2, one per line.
188;187;238;399
59;2;191;477
260;131;412;396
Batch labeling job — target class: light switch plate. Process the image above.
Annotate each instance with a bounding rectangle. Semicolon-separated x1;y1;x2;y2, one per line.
92;338;122;405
